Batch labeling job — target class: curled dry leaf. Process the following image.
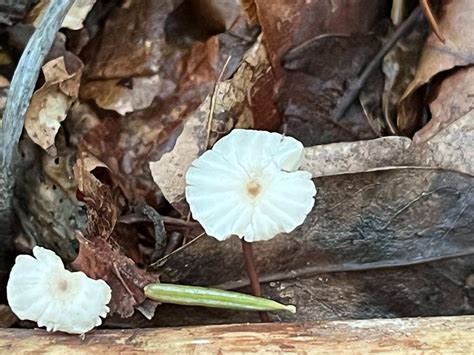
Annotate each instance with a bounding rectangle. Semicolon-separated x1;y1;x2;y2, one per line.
398;0;474;134
413;66;474;145
72;152;159;318
24;55;83;155
61;0;96;30
150;97;210;214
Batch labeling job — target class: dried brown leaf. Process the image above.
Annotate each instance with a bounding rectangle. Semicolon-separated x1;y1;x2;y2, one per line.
71;232;159;318
80;75;176;115
398;0;474;134
24;56;83;154
71;152;159;318
413;66;474;145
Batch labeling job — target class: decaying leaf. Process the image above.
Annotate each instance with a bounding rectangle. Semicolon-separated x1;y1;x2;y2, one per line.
24;55;83;154
71;152;160;318
73;152;119;238
413;66;474;145
61;0;96;30
77;0;258;205
398;0;474;134
151;106;473;214
149;97;209;214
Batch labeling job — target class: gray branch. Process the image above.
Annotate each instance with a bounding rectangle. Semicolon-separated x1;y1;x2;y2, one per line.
0;0;73;240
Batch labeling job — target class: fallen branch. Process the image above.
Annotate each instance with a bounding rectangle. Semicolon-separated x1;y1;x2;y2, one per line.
0;316;472;352
0;1;73;239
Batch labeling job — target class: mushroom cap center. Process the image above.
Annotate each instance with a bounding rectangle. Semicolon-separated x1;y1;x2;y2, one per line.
246;180;262;198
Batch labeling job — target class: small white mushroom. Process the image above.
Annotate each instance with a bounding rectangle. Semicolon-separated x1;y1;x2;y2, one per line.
7;246;111;334
186;129;316;241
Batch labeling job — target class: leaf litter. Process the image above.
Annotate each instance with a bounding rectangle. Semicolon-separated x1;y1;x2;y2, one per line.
1;0;473;327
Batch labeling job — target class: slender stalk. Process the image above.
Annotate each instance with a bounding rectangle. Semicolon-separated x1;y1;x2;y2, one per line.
241;239;270;322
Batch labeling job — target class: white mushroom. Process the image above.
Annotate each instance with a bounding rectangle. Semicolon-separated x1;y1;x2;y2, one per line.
7;246;111;334
186;129;316;241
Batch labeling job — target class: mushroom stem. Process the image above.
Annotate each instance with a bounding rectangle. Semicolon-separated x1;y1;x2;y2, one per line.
241;239;270;322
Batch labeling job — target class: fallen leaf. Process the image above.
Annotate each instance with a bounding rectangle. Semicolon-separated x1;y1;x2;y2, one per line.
24;55;83;154
398;0;474;134
255;0;390;145
79;1;258;204
302;108;473;178
155;168;473;323
61;0;96;30
14;137;87;262
150;97;210;214
71;152;159;318
71;232;159;318
80;75;176;115
413;66;474;145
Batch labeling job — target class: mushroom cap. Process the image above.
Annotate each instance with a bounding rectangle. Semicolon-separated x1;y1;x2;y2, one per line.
186;129;316;241
7;246;111;334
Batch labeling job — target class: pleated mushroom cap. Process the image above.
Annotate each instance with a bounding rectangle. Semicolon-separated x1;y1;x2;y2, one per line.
186;129;316;241
7;246;111;334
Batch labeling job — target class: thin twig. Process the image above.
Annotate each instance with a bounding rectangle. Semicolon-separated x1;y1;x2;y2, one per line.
241;240;269;322
205;55;232;149
212;248;474;291
0;1;74;240
332;6;424;121
420;0;445;43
